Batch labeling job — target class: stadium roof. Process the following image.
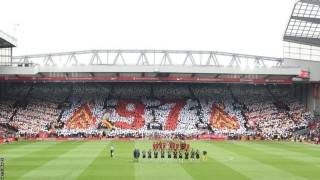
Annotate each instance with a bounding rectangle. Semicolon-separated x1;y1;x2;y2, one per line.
0;49;308;83
0;30;17;48
284;0;320;46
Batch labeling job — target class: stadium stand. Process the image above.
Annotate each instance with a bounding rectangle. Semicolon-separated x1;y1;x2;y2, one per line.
0;82;314;139
10;83;70;135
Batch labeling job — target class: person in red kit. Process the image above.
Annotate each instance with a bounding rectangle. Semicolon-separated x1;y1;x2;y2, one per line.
153;142;157;151
162;142;166;150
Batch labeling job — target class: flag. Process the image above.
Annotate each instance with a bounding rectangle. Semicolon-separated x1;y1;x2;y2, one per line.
102;119;113;129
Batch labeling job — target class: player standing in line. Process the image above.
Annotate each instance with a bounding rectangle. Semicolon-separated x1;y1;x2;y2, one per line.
142;150;146;159
195;149;200;160
167;149;172;159
153;142;157;151
185;150;189;161
161;149;165;159
190;149;195;161
148;149;152;159
202;150;208;161
133;148;138;162
178;150;183;163
154;150;158;159
173;149;178;160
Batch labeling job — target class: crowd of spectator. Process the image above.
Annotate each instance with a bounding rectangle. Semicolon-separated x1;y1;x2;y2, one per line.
0;83;31;124
9;83;70;135
232;85;312;138
0;83;315;139
0;100;14;123
308;118;320;143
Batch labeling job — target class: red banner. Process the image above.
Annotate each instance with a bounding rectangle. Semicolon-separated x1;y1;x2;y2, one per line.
299;70;310;79
38;132;48;138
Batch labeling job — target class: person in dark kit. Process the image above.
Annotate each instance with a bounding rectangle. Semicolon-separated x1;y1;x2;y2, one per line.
161;150;165;158
202;150;207;161
190;149;195;160
178;150;183;159
185;150;189;160
133;148;140;162
147;149;152;159
195;149;200;159
133;149;137;161
167;150;172;159
173;150;178;159
142;150;146;159
154;150;158;159
178;150;183;163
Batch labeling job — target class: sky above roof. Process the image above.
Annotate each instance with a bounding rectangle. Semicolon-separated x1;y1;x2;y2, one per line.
0;0;295;57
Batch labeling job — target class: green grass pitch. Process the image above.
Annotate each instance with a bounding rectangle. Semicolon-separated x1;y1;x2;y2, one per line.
0;140;319;180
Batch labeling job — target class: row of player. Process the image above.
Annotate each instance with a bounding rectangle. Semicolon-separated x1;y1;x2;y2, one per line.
133;149;208;161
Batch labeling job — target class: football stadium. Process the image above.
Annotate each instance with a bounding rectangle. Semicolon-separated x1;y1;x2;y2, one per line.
1;0;320;179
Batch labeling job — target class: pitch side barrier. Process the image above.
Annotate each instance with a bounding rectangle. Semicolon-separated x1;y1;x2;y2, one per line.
0;138;17;144
9;135;228;142
8;136;320;143
10;135;260;142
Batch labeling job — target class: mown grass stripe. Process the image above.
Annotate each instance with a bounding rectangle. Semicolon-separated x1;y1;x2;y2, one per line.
20;141;106;180
222;141;319;180
77;140;135;180
252;141;320;158
0;141;37;153
235;142;320;167
5;141;84;180
181;155;249;180
201;141;306;180
1;141;59;161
